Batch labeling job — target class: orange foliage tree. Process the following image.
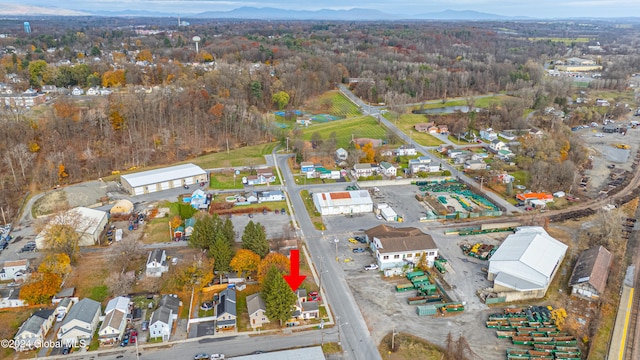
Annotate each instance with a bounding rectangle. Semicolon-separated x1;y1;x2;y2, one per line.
58;164;69;181
195;50;214;63
230;249;261;277
102;69;126;87
19;272;62;304
358;142;376;163
257;252;290;282
136;49;153;62
38;253;72;278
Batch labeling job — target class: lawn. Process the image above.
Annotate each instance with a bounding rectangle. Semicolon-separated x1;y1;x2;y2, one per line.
0;309;32;358
301;116;390;149
384;113;444;147
305;91;362;118
411;94;507;110
190;142;278;169
300;190;324;230
143;218;171;244
210;171;281;190
378;332;445;360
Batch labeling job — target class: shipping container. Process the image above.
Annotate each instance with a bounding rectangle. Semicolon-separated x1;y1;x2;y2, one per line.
416;305;437;316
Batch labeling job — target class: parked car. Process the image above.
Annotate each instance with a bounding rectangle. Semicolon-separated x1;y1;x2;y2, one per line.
281;208;286;215
120;339;129;347
308;291;321;301
352;248;366;253
354;236;366;243
348;238;358;244
184;184;190;189
194;354;210;360
211;354;225;360
376;214;383;220
56;313;65;322
262;209;268;215
200;301;214;311
62;346;71;355
364;264;379;271
141;321;149;331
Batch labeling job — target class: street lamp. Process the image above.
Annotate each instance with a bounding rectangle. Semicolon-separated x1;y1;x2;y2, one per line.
334;238;339;260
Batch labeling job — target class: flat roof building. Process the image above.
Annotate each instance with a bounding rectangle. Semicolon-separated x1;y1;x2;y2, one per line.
312;190;373;216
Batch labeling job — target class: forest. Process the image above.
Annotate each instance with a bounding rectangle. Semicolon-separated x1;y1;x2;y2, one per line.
1;17;640;219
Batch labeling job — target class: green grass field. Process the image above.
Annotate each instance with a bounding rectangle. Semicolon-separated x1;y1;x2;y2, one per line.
411;94;507;110
190;143;278;169
301;116;389;149
384;113;444;147
306;91;362;118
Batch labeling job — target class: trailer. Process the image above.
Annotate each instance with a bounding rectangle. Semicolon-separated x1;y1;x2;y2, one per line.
407;295;442;305
411;275;430;285
416;283;437;296
395;283;415;292
434;260;447;273
416;305;437;316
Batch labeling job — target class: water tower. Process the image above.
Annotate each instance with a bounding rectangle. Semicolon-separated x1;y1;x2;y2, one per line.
192;36;201;53
23;22;31;34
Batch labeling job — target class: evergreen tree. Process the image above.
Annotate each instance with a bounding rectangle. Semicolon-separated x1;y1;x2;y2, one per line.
189;216;215;250
263;266;297;326
242;221;270;258
222;217;235;245
209;232;234;272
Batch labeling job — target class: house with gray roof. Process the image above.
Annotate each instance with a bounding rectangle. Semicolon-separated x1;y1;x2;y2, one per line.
0;288;26;308
379;162;397;177
216;289;237;330
99;296;131;345
149;295;181;341
246;292;269;329
14;310;55;351
58;298;101;345
146;249;168;277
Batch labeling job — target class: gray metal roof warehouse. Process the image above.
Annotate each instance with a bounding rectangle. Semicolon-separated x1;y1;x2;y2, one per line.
120;163;208;195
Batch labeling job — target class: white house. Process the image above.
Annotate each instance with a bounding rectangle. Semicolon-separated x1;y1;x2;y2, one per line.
488;227;568;301
257;190;285;203
146;249;168;277
396;144;417;156
149;295;180;341
490;139;506;151
379;162;397;177
365;225;439;275
71;87;84;96
0;259;28;281
216;289;237;330
189;189;208;210
246;293;269;329
98;307;128;345
14;310;56;351
56;298;74;315
464;159;487;171
0;288;26;308
353;163;378;178
86;87;98;96
300;162;315;174
335;148;348;162
58;298;101;345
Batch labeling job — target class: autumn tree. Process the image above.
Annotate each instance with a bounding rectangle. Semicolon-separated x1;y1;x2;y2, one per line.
241;221;269;258
136;49;153;62
164;255;214;292
27;59;47;87
272;91;290;110
19;272;62;305
38;253;72;278
102;69;126;87
230;249;261;277
195;50;214;63
359;142;376;163
170;215;183;238
257;252;290;282
263;265;297;326
40;210;88;263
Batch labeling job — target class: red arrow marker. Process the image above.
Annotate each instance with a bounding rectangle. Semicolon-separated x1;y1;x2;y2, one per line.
284;249;306;291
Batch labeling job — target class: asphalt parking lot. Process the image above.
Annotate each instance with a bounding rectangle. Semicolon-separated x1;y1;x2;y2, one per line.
229;211;292;242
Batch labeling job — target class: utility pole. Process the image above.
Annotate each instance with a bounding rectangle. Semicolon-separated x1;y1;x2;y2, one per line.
480;176;484;191
391;325;396;351
286;137;289;152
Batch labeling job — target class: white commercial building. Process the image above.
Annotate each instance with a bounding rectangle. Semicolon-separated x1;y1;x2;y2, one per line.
488;227;567;301
35;207;109;249
120;163;208;196
312;190;373;216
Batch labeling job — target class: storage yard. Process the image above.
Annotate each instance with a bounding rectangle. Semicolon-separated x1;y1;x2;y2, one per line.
415;179;502;220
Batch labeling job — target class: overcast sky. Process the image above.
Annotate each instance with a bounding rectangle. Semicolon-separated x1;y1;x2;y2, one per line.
4;0;640;18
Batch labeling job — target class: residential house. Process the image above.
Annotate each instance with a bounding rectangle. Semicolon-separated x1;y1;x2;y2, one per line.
246;292;269;329
216;289;237;330
596;99;610;107
184;218;196;239
0;288;26;308
58;298;101;345
447;149;471;159
414;122;435;133
497;149;515;161
146;249;168;277
0;259;28;281
291;289;319;321
353;163;378;178
257;190;285;203
86;87;99;96
379;162;397;177
480;129;498;141
490;139;506;152
189;189;208;210
396;144;417;156
365;225;439;274
52;287;77;305
246;168;277;186
41;85;57;93
98;309;128;345
56;298;74;315
71;87;84;96
14;310;56;351
569;246;612;300
99;88;113;96
437;125;449;134
335;148;348;162
408;156;439;175
464;159;487;171
149;295;180;341
300;162;315;174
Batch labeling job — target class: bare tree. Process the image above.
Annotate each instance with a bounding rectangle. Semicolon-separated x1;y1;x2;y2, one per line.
105;271;135;296
12;143;35;180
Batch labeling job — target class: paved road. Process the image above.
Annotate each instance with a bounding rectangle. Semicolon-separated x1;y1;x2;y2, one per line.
276;154;382;360
60;329;338;360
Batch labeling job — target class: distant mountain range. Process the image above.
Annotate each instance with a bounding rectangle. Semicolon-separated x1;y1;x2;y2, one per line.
0;3;633;21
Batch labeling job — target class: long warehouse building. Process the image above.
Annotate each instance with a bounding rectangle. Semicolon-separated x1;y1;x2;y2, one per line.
120;163;208;196
312;190;373;215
